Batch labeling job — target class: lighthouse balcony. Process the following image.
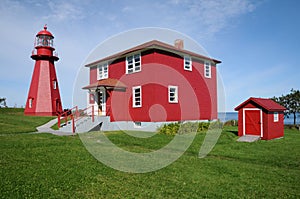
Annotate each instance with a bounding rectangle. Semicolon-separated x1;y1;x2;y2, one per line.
31;49;59;61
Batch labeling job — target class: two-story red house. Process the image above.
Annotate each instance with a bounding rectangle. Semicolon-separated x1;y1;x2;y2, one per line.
83;40;221;129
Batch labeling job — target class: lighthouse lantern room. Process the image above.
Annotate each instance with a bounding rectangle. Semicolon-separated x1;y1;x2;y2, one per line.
24;25;63;116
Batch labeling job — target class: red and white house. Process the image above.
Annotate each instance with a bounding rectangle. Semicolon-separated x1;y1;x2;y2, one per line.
83;40;221;129
235;97;286;140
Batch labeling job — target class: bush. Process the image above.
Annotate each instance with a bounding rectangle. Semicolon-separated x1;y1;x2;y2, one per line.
223;120;238;126
158;121;224;135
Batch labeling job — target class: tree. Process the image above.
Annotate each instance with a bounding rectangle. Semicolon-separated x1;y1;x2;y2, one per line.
272;89;300;126
0;97;7;108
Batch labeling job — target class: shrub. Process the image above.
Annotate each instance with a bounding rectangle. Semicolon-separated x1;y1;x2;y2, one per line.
224;120;238;126
158;121;224;135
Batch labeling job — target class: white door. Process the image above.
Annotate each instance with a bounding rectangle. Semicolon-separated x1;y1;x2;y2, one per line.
98;90;106;116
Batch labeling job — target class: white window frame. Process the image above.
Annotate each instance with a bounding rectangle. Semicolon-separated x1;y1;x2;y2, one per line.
53;80;57;90
274;112;279;122
168;86;178;103
134;122;142;128
29;98;33;108
126;53;141;74
204;61;211;78
98;63;108;80
132;86;142;108
184;55;192;71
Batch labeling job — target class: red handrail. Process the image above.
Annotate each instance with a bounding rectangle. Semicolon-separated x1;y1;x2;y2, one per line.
57;106;78;129
57;105;95;133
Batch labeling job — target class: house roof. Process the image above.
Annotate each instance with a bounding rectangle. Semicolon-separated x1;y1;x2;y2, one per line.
234;97;286;111
82;78;127;90
85;40;221;67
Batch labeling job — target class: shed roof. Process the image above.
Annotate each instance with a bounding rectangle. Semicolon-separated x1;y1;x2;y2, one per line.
234;97;286;112
85;40;221;67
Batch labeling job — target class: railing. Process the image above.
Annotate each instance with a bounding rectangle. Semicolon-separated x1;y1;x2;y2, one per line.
57;106;78;130
57;105;94;133
74;106;95;126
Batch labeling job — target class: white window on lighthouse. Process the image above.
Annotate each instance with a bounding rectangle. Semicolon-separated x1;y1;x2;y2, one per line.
29;98;33;108
53;80;57;90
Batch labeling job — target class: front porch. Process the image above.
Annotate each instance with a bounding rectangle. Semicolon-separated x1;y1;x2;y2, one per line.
82;78;127;117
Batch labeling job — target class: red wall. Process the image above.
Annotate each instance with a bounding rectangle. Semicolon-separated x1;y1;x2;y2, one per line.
24;60;62;116
90;49;218;122
263;111;284;140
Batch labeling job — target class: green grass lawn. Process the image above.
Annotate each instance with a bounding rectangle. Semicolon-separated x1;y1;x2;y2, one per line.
0;108;54;134
0;109;300;198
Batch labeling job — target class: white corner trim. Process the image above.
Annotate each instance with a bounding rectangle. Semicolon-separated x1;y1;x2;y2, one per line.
242;108;263;137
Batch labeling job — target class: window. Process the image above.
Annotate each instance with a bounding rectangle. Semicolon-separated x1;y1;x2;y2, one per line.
53;80;57;90
134;122;142;128
204;61;211;78
274;112;279;122
29;98;33;108
184;56;192;71
126;53;141;74
168;86;178;103
132;86;142;107
98;63;108;80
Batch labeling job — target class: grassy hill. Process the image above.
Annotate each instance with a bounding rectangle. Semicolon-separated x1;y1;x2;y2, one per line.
0;109;299;198
0;108;54;134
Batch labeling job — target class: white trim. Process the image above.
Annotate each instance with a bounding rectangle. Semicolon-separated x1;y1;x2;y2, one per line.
97;62;108;80
184;55;192;71
98;89;106;116
126;52;141;74
168;85;178;103
242;108;263;137
29;98;33;108
204;61;211;78
273;112;279;122
132;86;142;108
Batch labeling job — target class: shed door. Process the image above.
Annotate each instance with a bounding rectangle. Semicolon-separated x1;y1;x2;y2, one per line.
245;110;261;136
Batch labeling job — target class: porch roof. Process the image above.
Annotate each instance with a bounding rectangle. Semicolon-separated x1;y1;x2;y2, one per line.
82;78;127;90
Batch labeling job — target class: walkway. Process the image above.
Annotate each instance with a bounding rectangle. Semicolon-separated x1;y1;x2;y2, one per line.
35;118;75;136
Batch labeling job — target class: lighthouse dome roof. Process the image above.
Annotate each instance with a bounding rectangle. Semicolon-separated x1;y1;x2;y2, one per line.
37;25;54;38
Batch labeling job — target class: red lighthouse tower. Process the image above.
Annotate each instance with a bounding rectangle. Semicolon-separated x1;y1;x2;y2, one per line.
24;25;63;116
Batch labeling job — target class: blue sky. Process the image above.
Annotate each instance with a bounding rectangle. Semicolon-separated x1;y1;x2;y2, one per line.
0;0;299;112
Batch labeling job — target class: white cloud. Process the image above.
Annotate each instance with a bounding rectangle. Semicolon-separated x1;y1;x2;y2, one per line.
43;1;85;21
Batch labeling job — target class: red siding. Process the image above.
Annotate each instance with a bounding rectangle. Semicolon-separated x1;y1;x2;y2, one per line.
89;49;218;122
236;100;285;140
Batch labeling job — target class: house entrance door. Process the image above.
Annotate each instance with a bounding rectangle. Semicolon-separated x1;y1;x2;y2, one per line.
244;109;261;136
98;89;106;116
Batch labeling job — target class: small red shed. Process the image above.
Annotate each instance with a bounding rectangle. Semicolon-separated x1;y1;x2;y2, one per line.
234;97;286;140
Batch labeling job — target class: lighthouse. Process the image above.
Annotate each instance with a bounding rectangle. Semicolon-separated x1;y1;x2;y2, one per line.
24;25;63;116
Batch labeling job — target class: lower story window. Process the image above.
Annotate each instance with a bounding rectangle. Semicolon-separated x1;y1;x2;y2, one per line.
29;98;33;108
134;122;142;128
132;86;142;107
168;86;178;103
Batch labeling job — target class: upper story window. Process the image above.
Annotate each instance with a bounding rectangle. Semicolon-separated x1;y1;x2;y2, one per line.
126;53;141;74
184;56;192;71
132;86;142;108
168;86;178;103
204;61;211;78
274;112;279;122
98;63;108;80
